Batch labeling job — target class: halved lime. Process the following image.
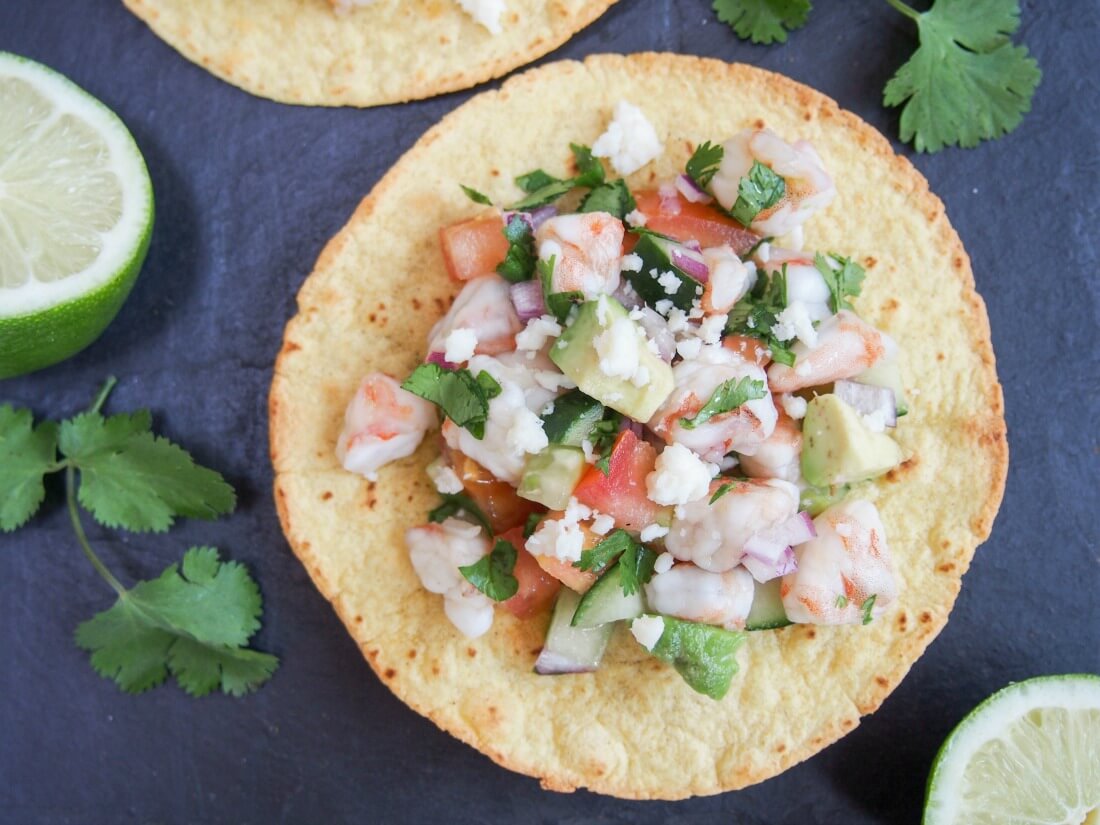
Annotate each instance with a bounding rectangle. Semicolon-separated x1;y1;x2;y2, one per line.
0;52;154;379
924;674;1100;825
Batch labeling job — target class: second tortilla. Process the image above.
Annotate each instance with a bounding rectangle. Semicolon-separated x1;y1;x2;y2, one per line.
121;0;618;107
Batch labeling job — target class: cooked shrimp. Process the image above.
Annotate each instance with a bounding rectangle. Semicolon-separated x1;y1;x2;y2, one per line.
739;412;802;482
427;275;522;359
780;499;898;625
535;212;625;298
645;564;755;630
442;352;558;484
406;518;495;639
665;478;800;573
336;373;437;480
711;129;836;238
649;343;778;461
767;310;891;393
701;245;756;314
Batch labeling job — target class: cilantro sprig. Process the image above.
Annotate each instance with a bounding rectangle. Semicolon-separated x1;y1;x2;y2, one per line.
496;214;537;283
401;363;502;439
713;0;812;45
538;255;583;324
574;529;658;596
730;161;786;227
459;539;519;602
883;0;1041;152
681;376;767;430
579;178;636;220
686;141;724;189
510;144;606;210
428;491;494;535
814;253;866;313
1;378;276;697
724;265;796;366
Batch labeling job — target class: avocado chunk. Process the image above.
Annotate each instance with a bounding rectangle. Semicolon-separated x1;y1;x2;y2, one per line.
540;389;605;446
855;358;909;416
626;234;705;311
799;482;851;516
801;394;904;487
549;297;674;421
518;445;587;510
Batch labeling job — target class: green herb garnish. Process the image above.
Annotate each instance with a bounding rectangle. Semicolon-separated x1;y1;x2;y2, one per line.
814;252;865;313
685;140;724;188
459;184;493;206
836;594;849;609
710;482;735;504
574;529;634;574
681;377;767;430
713;0;812;45
579;178;636;219
725;264;795;366
619;541;658;596
428;491;494;535
730;160;786;227
401;363;501;440
509;144;606;210
861;594;877;625
523;511;546;539
496;213;537;283
459;539;519;602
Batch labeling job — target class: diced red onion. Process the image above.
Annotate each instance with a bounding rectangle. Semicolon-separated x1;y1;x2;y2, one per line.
612;283;643;309
671;247;709;283
533;650;599;675
775;546;798;577
657;183;682;216
770;511;817;547
674;173;713;204
835;380;897;428
503;205;558;233
510;280;546;322
618;418;644;437
683;239;702;253
425;351;458;370
741;513;814;582
634;306;676;362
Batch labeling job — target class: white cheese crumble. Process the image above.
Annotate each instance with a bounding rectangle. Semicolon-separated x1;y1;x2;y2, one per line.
455;0;506;34
596;294;612;327
590;513;616;536
630;615;665;651
595;317;641;380
861;408;889;433
591;101;663;176
620;252;643;273
506;407;549;456
780;393;808;420
646;443;715;506
640;523;670;542
772;301;818;348
526;497;593;562
653;551;675;574
444;328;478;363
666;307;690;334
676;338;702;360
515;315;562;351
426;459;464;495
654;299;674;317
658;270;682;295
697;314;726;345
624;209;648;228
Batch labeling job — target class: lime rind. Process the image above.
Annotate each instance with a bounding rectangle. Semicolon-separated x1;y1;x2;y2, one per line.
923;673;1100;825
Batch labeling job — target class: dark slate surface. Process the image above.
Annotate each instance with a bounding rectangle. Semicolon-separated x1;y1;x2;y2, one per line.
1;1;1098;823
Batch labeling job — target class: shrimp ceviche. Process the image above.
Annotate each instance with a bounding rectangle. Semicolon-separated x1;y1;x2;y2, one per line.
337;105;911;700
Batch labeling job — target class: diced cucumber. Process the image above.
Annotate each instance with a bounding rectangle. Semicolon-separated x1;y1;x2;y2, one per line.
518;445;586;510
856;358;909;416
570;563;646;629
540;389;605;446
745;578;791;631
533;588;613;674
626;234;704;311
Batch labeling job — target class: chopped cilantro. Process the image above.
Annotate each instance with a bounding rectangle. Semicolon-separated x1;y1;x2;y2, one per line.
538;255;583;323
883;0;1041;152
401;363;500;440
730;161;786;227
515;169;560;193
724;265;795;366
459;184;493;206
579;179;636;219
861;594;877;625
509;144;606;210
710;482;735;505
836;594;849;609
681;376;766;430
588;413;621;477
523;511;546;539
496;214;537;283
570;143;605;188
713;0;812;44
574;529;634;574
619;542;658;596
685;140;724;188
459;539;519;602
814;253;865;313
428;492;493;535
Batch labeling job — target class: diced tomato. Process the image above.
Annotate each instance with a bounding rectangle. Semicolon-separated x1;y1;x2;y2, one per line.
629;189;759;254
572;431;666;531
451;450;542;534
724;334;772;367
534;553;597;594
498;528;560;619
439;212;510;282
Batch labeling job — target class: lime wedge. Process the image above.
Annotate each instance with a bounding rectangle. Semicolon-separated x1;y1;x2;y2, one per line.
924;674;1100;825
0;52;154;379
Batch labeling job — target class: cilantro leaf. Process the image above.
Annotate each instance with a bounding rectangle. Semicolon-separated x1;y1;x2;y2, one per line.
574;529;634;574
725;265;796;366
836;594;849;609
401;364;500;439
428;491;494;535
579;179;636;220
58;411;236;533
681;377;767;430
511;179;575;211
570;143;605;188
74;547;278;696
883;0;1041;152
0;405;59;532
509;145;605;210
686;141;724;188
861;594;877;625
515;169;561;194
459;184;492;206
619;541;658;596
523;511;545;539
459;539;519;602
538;255;583;323
710;482;735;504
713;0;812;45
588;412;621;476
814;252;866;313
496;214;537;283
730;161;786;227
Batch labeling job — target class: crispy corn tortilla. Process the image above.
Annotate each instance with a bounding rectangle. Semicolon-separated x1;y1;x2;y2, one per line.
269;54;1008;798
120;0;617;107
